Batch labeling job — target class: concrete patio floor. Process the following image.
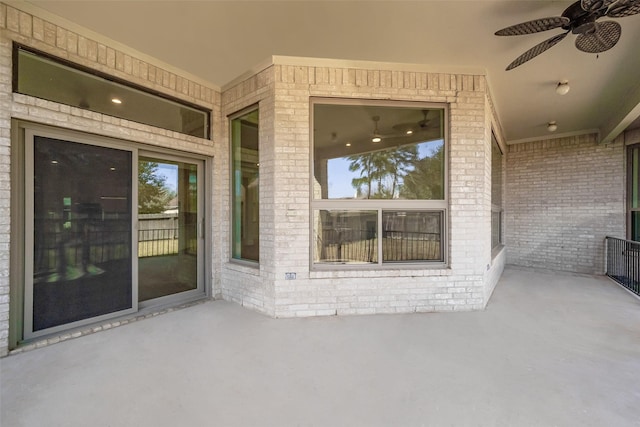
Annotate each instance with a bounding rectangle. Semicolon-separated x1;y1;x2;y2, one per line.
1;267;639;427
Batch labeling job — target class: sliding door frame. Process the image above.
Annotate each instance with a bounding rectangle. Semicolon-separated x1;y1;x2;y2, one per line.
23;126;138;340
12;121;210;344
137;150;206;309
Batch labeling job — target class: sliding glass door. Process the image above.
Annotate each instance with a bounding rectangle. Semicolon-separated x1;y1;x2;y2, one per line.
25;134;135;337
23;127;205;340
138;155;203;304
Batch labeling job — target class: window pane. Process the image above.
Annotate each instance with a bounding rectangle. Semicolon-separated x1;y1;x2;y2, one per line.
382;211;443;262
492;211;502;249
491;134;503;249
632;212;640;242
491;135;503;207
314;104;444;200
231;109;259;262
17;47;209;138
632;147;639;209
314;210;378;264
138;158;199;302
32;137;132;331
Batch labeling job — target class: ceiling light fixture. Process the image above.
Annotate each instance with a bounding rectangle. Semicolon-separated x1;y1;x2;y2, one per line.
547;121;558;132
371;116;382;143
111;98;122;104
345;143;351;147
555;80;570;95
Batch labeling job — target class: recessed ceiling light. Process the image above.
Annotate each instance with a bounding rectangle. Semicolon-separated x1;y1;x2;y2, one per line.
110;167;116;171
345;143;351;147
547;121;558;132
51;160;58;164
111;98;122;104
406;130;413;135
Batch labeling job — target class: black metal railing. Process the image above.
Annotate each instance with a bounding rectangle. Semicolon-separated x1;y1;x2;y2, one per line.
605;236;640;297
34;228;130;280
138;228;179;257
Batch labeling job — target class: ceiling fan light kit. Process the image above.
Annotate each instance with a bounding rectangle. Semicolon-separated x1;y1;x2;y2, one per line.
548;121;558;132
496;0;640;70
556;80;571;95
371;115;382;143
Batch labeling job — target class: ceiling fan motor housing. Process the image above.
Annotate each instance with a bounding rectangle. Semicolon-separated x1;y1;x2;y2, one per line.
563;2;603;34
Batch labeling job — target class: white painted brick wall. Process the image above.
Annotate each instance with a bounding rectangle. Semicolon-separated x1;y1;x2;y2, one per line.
0;8;11;355
1;1;506;355
220;63;499;318
505;134;625;274
219;68;276;316
262;64;495;317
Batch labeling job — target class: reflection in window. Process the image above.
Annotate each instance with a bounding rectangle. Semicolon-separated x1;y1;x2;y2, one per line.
629;144;640;241
314;210;378;264
491;133;503;249
32;137;132;331
314;104;444;200
382;211;442;262
231;108;259;262
138;158;199;302
16;46;210;138
312;101;447;266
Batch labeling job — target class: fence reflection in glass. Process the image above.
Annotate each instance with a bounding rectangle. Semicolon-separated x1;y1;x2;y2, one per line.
312;101;446;265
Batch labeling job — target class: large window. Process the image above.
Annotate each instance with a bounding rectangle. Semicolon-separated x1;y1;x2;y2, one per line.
312;100;447;266
231;108;260;263
491;132;503;250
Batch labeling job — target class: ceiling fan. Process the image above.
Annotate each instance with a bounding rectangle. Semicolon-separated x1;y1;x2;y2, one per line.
496;0;640;70
392;110;435;136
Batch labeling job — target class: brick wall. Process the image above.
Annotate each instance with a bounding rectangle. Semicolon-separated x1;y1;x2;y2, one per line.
219;68;276;316
0;2;220;355
0;2;507;355
260;63;495;317
505;134;625;274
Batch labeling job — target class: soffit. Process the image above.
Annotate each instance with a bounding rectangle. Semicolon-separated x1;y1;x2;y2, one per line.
22;0;640;144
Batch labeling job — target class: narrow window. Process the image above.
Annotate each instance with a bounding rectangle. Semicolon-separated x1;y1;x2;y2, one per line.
231;108;260;262
491;133;503;250
628;144;640;241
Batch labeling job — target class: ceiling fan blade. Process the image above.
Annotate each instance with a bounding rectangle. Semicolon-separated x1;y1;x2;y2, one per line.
581;0;617;12
505;32;568;70
575;21;621;53
495;17;569;36
606;0;640;17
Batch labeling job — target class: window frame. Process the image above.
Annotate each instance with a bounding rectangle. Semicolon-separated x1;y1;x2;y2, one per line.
229;104;260;266
310;98;449;270
13;43;211;139
11;120;210;345
491;131;504;252
628;143;640;241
